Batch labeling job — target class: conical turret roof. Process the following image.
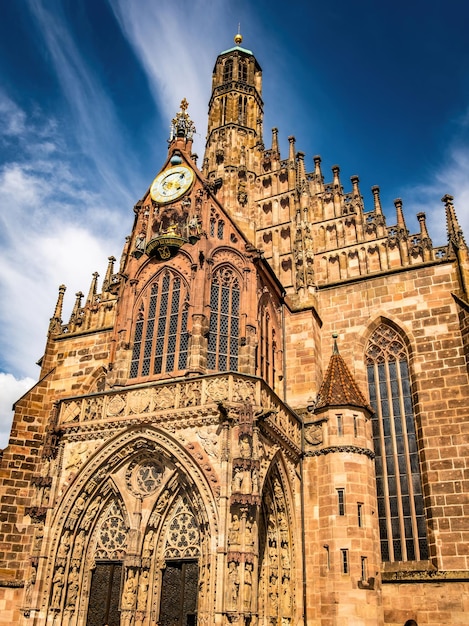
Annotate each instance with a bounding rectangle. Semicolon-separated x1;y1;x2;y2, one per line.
314;336;373;414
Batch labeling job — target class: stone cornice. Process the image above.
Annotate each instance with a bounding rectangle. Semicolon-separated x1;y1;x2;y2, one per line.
305;445;375;459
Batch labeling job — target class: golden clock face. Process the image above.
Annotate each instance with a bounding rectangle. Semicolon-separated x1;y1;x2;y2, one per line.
150;165;194;203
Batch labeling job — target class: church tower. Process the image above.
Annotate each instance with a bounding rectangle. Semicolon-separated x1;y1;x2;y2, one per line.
203;33;264;240
0;33;468;626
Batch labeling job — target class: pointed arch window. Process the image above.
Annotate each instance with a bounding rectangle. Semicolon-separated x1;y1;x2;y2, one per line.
259;303;277;388
130;270;189;378
366;323;428;562
238;59;248;83
223;59;233;83
207;267;240;371
238;95;247;126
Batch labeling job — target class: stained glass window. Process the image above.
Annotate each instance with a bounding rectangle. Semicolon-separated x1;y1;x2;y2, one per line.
130;271;189;378
207;267;240;371
366;323;428;562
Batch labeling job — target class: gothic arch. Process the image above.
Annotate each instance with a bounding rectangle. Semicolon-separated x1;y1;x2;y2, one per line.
257;454;297;626
363;319;429;563
129;268;191;379
42;426;219;623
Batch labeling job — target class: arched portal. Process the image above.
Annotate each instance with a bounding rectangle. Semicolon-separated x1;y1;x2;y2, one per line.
42;428;217;626
257;462;295;626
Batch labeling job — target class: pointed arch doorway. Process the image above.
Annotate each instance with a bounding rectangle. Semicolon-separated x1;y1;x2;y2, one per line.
159;560;198;626
87;561;123;626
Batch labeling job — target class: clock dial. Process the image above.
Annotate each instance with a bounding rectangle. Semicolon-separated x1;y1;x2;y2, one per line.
150;165;194;203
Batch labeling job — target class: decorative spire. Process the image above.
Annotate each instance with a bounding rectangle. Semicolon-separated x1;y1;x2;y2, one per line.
102;256;116;292
314;335;372;413
332;165;341;190
288;136;296;162
297;151;306;184
313;155;323;179
52;284;66;321
49;284;66;334
69;291;83;327
417;212;430;242
169;99;196;142
350;175;361;199
234;25;242;46
271;127;279;155
394;198;408;235
371;185;383;216
86;272;99;306
443;194;466;249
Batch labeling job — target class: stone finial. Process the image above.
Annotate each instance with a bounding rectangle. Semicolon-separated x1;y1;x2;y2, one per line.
52;284;66;322
350;175;360;199
394;198;408;235
371;185;383;216
86;272;99;306
417;212;430;241
443;193;467;249
332;165;341;189
288;136;296;162
103;256;116;292
313;155;322;178
271;127;279;155
297;151;306;183
332;332;339;355
69;291;84;326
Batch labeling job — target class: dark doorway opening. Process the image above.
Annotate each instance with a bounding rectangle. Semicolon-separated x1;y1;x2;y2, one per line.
87;561;122;626
159;560;198;626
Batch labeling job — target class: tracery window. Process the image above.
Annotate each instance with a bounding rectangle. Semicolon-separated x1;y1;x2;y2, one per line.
366;323;429;562
238;95;248;126
238;59;248;82
207;267;240;371
223;59;233;83
130;270;189;378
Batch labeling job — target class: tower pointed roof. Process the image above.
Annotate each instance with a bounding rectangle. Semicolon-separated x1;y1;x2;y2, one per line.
314;335;373;414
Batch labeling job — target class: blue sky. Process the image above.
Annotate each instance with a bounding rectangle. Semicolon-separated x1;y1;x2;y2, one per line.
1;0;469;445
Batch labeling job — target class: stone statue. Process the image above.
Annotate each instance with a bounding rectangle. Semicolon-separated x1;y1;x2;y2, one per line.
142;529;155;558
137;570;149;610
228;561;239;608
244;563;252;609
121;569;137;610
51;566;65;608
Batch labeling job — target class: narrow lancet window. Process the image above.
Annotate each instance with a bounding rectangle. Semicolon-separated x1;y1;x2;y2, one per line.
366;323;429;562
207;267;240;371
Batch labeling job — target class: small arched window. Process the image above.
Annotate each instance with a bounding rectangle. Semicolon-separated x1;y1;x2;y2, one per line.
129;271;189;378
366;323;428;562
207;267;240;371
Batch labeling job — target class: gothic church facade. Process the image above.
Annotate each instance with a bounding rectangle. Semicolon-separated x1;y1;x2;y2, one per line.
0;35;468;626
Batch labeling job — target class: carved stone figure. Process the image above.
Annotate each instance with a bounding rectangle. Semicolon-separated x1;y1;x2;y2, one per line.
137;570;149;610
66;567;79;608
228;561;239;608
121;569;137;610
51;566;65;608
72;530;85;561
228;514;240;545
239;435;251;459
81;496;102;530
57;531;71;559
244;563;252;609
142;529;155;558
